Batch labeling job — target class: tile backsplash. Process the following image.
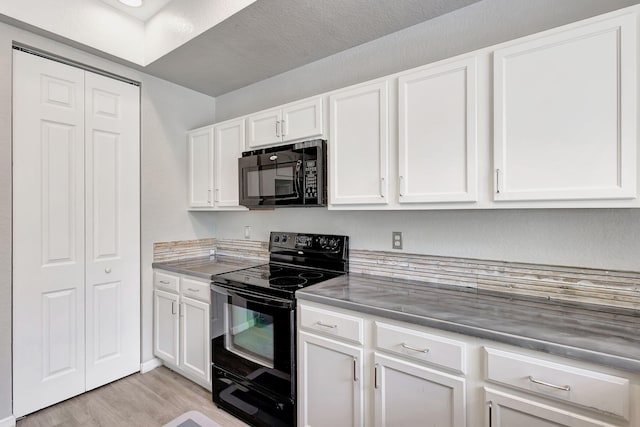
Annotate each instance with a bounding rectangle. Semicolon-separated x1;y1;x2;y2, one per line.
350;249;640;310
154;238;640;310
153;238;268;263
153;238;216;262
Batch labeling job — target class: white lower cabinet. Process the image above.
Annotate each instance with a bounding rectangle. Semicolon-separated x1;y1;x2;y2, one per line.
298;300;639;427
298;331;364;427
374;353;466;427
298;301;467;427
154;289;180;365
153;270;211;389
485;389;618;427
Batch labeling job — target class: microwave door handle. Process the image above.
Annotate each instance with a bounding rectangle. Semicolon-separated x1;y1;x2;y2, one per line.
294;160;303;198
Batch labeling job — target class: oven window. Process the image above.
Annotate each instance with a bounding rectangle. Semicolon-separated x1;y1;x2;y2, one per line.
226;304;275;368
245;165;296;198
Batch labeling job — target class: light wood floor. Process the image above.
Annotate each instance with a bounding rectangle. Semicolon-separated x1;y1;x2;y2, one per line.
17;366;248;427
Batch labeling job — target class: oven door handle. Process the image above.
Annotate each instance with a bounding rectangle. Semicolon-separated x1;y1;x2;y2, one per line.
211;282;294;309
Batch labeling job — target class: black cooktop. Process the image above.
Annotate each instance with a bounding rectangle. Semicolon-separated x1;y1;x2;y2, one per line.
213;232;349;299
213;262;345;299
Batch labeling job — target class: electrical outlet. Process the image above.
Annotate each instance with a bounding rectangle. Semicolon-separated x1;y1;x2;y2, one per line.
244;226;251;239
392;231;403;250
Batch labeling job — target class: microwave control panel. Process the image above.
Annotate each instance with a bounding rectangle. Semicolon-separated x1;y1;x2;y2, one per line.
304;160;318;199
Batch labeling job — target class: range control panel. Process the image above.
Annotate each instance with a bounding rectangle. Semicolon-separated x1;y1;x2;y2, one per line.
270;232;347;252
304;160;318;200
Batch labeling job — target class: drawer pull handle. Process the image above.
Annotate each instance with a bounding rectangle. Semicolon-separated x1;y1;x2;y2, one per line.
401;343;429;353
159;280;171;284
187;288;199;292
528;376;571;392
316;321;338;329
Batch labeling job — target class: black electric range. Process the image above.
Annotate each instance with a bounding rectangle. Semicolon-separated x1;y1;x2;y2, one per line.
210;232;349;427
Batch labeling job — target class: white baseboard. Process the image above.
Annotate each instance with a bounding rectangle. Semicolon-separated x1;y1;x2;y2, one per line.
0;415;16;427
140;358;163;373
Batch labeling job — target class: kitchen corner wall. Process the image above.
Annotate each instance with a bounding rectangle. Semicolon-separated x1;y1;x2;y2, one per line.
0;23;216;419
211;0;640;274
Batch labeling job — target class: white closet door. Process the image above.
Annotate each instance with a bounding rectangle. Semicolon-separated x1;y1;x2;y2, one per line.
12;50;87;417
84;71;140;390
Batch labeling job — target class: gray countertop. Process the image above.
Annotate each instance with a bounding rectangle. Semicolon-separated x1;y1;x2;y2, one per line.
297;273;640;374
152;256;264;280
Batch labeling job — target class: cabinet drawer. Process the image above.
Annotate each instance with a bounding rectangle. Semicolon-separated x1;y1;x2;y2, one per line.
299;305;363;344
181;277;210;303
154;270;179;293
375;322;466;374
485;347;630;419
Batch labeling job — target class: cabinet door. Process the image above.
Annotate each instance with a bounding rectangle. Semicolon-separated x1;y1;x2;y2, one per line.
154;290;180;366
282;97;323;142
188;127;214;207
398;57;477;203
12;49;87;418
214;118;246;208
374;353;466;427
298;331;364;427
84;71;141;391
247;107;282;148
485;388;618;427
329;81;389;205
494;14;637;202
180;296;210;387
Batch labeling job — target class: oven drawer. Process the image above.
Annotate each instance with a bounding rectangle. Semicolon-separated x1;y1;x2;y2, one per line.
154;270;179;293
299;304;363;344
485;347;630;419
375;322;466;374
181;277;210;302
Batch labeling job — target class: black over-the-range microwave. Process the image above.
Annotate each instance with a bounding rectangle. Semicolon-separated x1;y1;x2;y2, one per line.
238;139;327;209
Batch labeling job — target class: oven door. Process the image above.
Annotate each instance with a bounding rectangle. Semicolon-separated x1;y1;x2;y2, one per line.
210;282;295;399
239;150;304;207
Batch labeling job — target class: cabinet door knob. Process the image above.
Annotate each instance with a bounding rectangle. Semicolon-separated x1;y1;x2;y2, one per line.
105;267;112;274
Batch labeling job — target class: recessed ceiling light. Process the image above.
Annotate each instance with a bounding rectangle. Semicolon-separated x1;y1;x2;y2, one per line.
118;0;143;7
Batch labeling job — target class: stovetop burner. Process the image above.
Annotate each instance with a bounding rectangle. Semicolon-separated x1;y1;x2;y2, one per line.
299;271;323;279
269;276;308;288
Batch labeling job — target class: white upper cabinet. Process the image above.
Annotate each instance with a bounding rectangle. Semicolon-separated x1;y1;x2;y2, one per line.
247;96;323;148
329;80;389;206
398;56;478;203
187;126;214;208
188;119;246;211
493;13;637;202
246;107;281;148
214;118;245;208
282;97;323;142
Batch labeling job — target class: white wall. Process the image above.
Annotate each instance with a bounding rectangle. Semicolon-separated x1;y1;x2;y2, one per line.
140;76;217;361
213;209;640;271
0;22;215;419
212;0;640;273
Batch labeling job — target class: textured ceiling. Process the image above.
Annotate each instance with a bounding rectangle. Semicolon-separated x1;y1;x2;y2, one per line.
143;0;482;96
